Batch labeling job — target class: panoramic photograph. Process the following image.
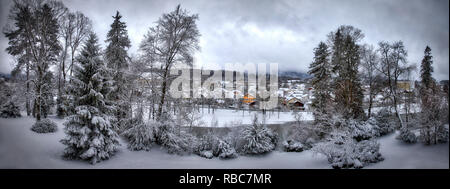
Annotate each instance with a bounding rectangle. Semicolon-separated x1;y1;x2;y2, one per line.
0;0;448;174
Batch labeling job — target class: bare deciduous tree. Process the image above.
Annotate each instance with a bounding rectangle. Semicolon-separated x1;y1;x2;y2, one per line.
140;4;200;119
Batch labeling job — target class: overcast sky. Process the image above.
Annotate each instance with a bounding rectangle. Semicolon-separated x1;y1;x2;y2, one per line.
0;0;448;80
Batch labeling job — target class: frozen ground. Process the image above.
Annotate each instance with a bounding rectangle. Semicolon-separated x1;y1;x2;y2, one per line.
0;115;448;169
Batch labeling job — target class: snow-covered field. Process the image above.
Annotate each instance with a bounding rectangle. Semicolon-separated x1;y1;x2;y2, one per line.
196;108;313;127
0;115;448;169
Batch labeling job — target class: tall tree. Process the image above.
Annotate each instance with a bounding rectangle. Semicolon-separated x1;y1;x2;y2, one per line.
4;0;61;121
420;46;434;90
57;11;91;117
140;5;200;120
328;25;365;119
308;42;332;118
105;11;131;131
360;44;383;118
377;41;410;128
61;33;119;164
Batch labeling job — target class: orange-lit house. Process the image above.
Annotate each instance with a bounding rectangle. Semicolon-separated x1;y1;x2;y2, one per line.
242;94;256;104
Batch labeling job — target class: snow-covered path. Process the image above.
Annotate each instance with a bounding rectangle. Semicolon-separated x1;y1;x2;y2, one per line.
367;131;449;169
0;116;448;168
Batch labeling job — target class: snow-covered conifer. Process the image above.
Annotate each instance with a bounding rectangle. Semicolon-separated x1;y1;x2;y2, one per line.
61;33;119;164
105;11;132;133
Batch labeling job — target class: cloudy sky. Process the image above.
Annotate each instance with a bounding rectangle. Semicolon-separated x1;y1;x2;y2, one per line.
0;0;448;80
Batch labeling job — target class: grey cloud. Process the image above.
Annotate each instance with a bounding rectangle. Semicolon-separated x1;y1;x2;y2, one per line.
0;0;448;80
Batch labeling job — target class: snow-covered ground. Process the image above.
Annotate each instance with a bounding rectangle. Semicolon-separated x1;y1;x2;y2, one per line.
0;115;448;168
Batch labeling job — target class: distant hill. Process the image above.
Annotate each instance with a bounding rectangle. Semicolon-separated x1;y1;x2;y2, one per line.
0;72;11;80
279;71;311;80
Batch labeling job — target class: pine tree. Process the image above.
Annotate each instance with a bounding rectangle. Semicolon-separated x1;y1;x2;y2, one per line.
308;42;332;116
105;11;131;132
61;33;119;164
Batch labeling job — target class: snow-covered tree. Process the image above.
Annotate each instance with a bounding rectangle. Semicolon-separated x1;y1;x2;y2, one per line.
57;11;92;117
123;105;155;151
328;25;365;119
4;0;62;121
139;5;200;119
360;44;384;118
0;78;21;118
238;115;277;154
420;46;434;90
419;85;449;144
105;11;131;132
61;33;119;164
308;42;334;123
417;46;449;144
377;41;413;128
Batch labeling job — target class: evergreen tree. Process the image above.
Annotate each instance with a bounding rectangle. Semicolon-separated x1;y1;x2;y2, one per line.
61;33;119;164
420;46;434;90
308;42;332;116
328;25;365;119
104;11;131;132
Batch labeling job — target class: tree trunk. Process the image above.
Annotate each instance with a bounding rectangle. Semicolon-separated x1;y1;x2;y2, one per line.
26;61;30;116
157;66;169;119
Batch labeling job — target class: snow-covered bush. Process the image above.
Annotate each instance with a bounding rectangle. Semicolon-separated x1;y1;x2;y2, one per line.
123;121;155;151
0;101;21;118
213;139;237;159
313;130;383;169
349;119;379;141
195;132;219;154
31;118;58;133
285;124;319;150
397;127;417;143
355;140;384;164
238;115;278;155
436;125;449;143
374;110;396;136
199;150;214;159
154;120;197;154
195;132;237;159
282;140;304;152
0;78;21;118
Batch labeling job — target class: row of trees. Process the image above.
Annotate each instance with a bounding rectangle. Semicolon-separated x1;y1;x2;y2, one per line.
308;25;448;144
3;0;202;163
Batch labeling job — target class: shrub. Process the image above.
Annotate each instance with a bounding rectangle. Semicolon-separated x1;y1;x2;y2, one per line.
214;139;237;159
285;124;319;150
238;115;278;155
199;150;214;159
123;121;155;151
350;118;379;141
282;140;304;152
374;111;396;135
0;101;21;118
31;119;58;133
154;121;197;154
313;130;383;169
397;127;417;143
195;133;237;159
